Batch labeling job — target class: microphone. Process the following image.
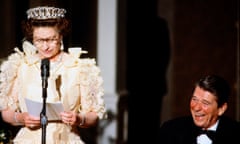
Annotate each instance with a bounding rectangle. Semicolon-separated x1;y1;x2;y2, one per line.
40;58;50;143
41;58;50;89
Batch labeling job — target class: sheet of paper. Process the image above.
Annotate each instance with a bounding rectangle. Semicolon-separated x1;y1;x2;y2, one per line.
25;98;64;121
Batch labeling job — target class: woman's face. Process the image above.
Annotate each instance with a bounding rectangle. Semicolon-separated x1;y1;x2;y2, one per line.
33;27;62;60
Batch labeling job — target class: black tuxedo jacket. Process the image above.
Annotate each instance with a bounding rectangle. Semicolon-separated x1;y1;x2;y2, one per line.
158;116;240;144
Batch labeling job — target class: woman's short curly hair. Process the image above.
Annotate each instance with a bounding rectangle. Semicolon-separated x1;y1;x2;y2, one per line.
21;18;71;42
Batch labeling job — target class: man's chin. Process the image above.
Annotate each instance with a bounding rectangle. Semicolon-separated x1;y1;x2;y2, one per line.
193;118;206;127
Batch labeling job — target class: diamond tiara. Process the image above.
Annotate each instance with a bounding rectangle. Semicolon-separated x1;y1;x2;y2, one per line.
26;6;66;20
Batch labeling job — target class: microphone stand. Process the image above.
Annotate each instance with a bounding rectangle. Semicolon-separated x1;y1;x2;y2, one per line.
40;85;47;144
40;59;49;144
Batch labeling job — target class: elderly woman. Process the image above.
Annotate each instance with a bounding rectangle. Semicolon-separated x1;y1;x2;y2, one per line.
0;5;107;144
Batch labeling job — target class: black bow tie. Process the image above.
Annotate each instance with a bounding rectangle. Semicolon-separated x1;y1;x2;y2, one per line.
198;129;216;141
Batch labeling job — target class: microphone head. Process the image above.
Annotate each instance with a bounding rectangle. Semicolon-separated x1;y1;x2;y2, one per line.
41;58;50;78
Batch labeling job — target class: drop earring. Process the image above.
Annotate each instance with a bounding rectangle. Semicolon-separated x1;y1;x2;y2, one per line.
60;40;64;50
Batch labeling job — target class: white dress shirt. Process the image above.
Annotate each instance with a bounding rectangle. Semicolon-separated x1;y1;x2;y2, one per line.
196;120;218;144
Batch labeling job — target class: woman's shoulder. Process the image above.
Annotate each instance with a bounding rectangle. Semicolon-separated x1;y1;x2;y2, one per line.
64;48;96;64
63;50;101;74
0;48;24;73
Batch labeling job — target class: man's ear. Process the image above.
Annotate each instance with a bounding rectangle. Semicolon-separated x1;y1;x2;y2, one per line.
218;102;228;116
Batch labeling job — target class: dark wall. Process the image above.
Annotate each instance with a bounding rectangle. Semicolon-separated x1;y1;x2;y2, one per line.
172;0;238;119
